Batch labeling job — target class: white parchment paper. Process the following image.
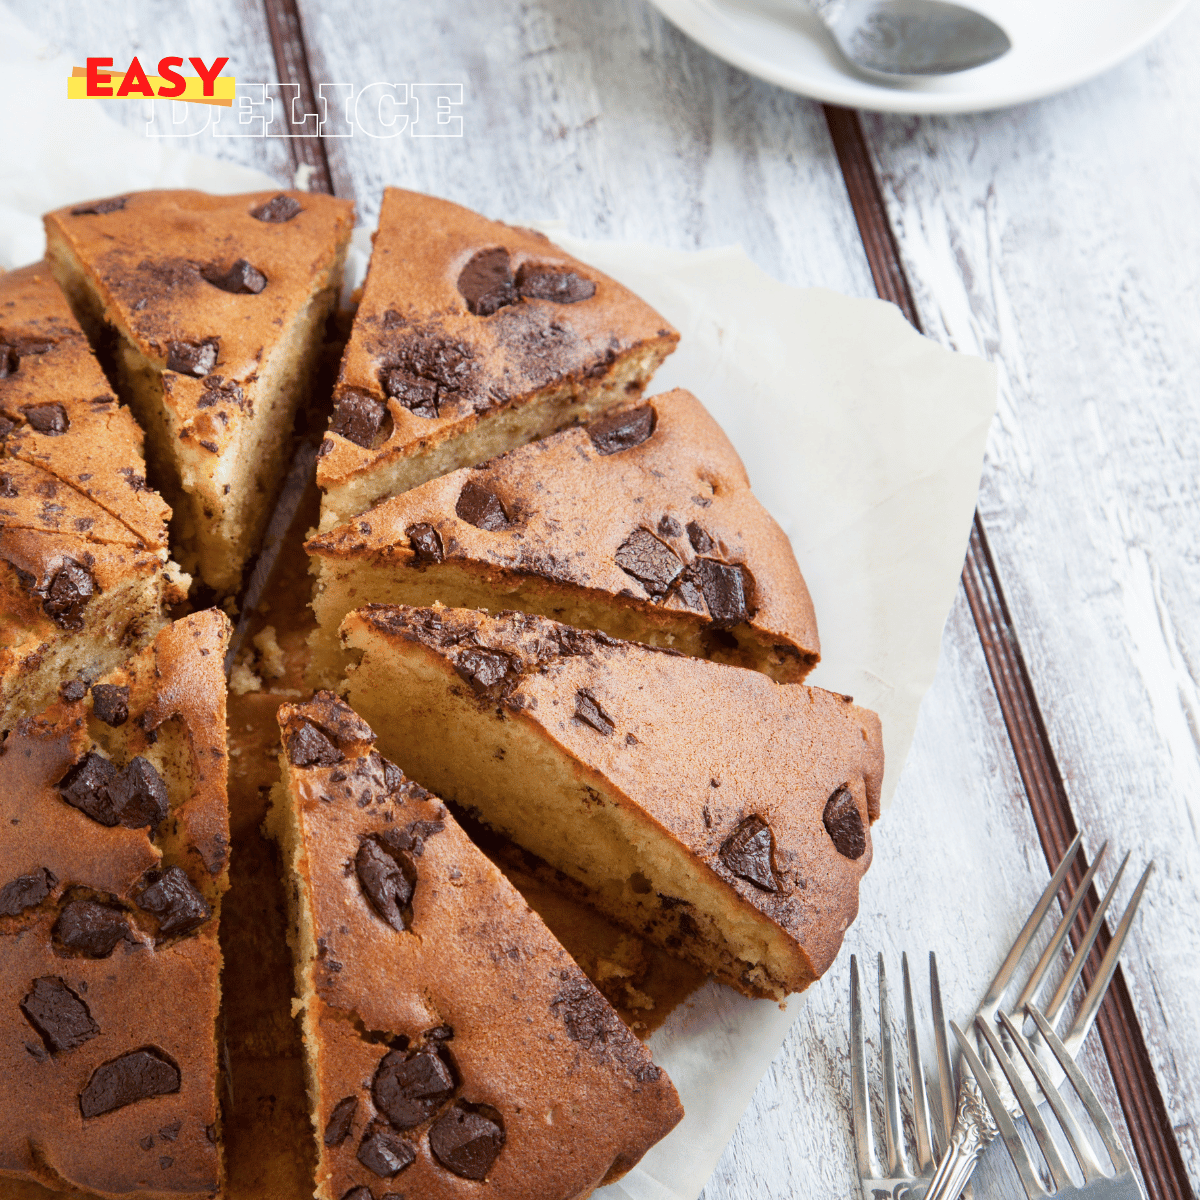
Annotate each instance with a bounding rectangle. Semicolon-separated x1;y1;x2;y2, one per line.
1;13;997;1197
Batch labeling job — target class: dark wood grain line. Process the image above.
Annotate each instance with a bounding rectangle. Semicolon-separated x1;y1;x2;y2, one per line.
823;102;1194;1200
261;0;335;194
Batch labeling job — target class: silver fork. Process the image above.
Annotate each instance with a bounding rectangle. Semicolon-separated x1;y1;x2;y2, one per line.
925;835;1154;1200
951;1004;1145;1199
851;951;959;1200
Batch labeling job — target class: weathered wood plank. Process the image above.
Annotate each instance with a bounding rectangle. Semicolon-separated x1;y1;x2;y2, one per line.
860;9;1200;1194
293;0;876;299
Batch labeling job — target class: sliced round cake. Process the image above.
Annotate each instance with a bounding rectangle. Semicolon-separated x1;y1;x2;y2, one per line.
315;188;679;531
339;605;883;1001
271;691;683;1200
0;608;231;1199
43;189;355;594
0;262;186;730
306;388;820;688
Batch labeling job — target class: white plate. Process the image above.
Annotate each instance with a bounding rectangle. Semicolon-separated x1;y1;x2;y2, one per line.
648;0;1193;114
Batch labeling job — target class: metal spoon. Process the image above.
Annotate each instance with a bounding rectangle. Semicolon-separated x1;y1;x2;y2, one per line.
810;0;1011;78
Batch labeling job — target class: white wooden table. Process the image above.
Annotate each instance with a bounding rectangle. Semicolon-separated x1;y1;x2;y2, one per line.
13;3;1198;1199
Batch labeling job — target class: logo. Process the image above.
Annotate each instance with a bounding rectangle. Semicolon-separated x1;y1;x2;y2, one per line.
68;58;235;106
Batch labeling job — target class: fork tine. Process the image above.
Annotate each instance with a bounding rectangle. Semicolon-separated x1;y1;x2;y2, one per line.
1062;861;1154;1058
1013;841;1108;1013
1044;852;1130;1026
902;953;934;1171
929;951;955;1157
850;955;882;1180
997;1008;1106;1182
951;1020;1047;1199
1027;1002;1136;1177
979;832;1084;1020
974;1015;1076;1191
878;955;910;1177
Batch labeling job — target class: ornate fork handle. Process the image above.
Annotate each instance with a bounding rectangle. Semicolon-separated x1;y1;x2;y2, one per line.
922;1074;999;1200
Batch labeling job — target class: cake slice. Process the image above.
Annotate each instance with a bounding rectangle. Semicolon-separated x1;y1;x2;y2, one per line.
315;188;679;531
0;262;186;730
270;691;683;1200
0;608;231;1199
340;605;883;1000
307;388;819;688
44;189;355;594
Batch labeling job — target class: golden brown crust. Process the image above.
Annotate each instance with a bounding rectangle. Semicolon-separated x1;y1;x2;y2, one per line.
0;263;171;550
315;188;679;501
344;605;882;988
43;192;353;464
0;264;178;730
43;190;354;593
308;388;819;680
0;610;231;1199
275;692;683;1200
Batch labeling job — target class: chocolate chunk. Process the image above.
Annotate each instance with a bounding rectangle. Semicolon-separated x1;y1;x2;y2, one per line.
355;839;416;932
0;345;19;377
515;262;595;304
574;689;614;736
331;391;387;447
158;1120;181;1141
454;647;513;692
21;976;99;1053
19;403;69;435
159;1156;173;1169
381;368;439;418
457;247;518;316
587;405;655;456
61;679;87;703
324;1096;358;1147
0;471;17;496
91;684;130;726
250;194;302;223
71;196;127;215
357;1125;417;1179
719;816;778;892
687;521;715;554
378;820;445;859
41;559;94;630
406;522;444;565
0;416;15;438
286;721;345;768
657;514;683;538
0;868;55;917
615;528;682;597
137;866;212;936
428;1103;505;1180
54;899;133;957
166;339;218;377
57;752;121;825
202;258;267;294
823;787;867;860
372;1046;456;1129
691;558;754;627
79;1048;181;1118
140;1136;155;1151
111;757;170;829
342;1190;374;1200
455;479;511;531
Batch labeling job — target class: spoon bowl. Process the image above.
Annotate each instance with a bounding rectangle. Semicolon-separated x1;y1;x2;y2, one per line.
813;0;1011;78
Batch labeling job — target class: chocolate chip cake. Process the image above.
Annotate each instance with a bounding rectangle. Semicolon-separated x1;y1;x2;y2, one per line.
270;692;683;1200
0;607;231;1199
43;189;355;594
0;263;187;730
315;188;679;532
339;605;883;1000
306;388;820;690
